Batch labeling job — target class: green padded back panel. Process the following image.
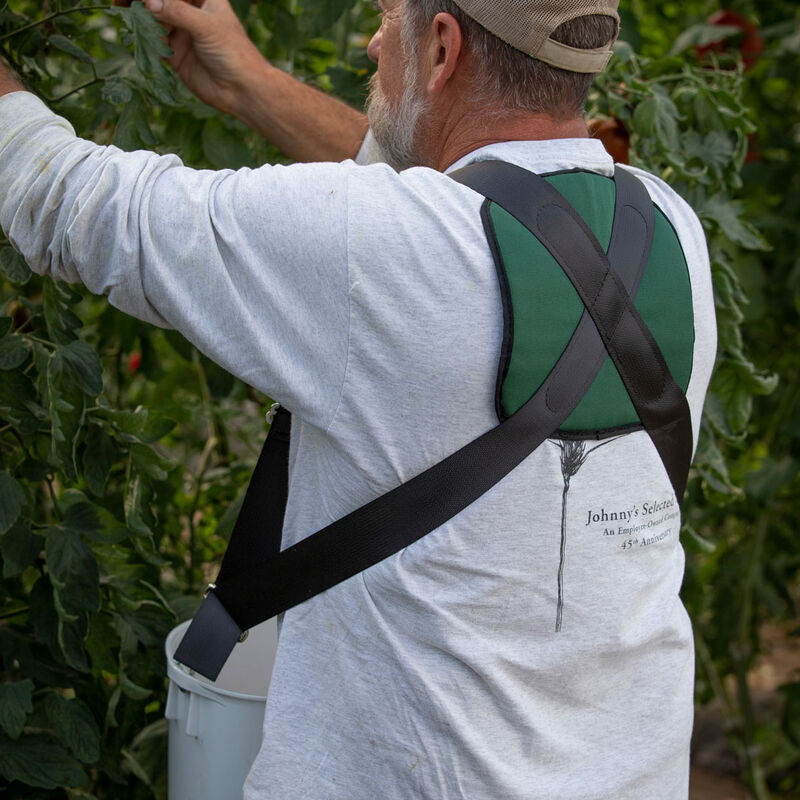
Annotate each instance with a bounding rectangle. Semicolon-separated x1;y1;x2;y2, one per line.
489;171;694;431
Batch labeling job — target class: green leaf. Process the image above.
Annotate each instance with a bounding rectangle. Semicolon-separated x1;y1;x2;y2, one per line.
61;494;128;544
85;614;119;675
632;89;680;152
122;718;168;789
44;695;101;764
304;0;352;37
0;369;42;435
113;597;174;662
0;246;32;285
0;681;34;740
711;358;776;434
49;34;93;64
121;746;152;785
28;577;60;654
0;472;26;533
202;117;253;169
693;426;736;494
0;733;87;789
51;341;104;397
681;525;717;555
112;91;157;151
326;66;370;108
99;406;148;440
43;278;82;340
130;443;172;481
669;23;742;56
51;401;83;480
215;490;245;540
114;613;139;657
163;329;194;360
43;339;100;480
58;617;91;673
701;130;737;175
139;411;176;444
746;457;798;501
118;670;152;701
692;90;724;133
611;39;634;64
272;5;304;50
1;520;43;578
62;500;103;537
229;0;251;22
101;76;134;105
700;193;771;251
82;424;117;497
0;334;29;370
45;526;99;606
109;1;181;105
105;686;123;731
123;470;150;532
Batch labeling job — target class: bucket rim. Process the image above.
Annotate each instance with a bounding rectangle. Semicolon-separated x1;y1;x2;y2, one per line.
166;621;270;703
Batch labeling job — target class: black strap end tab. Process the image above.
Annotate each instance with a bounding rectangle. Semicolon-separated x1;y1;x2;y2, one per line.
173;590;244;681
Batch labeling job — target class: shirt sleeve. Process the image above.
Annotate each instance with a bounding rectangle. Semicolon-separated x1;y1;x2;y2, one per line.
0;92;352;428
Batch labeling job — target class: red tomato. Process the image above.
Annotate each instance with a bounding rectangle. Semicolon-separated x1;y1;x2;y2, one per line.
694;9;764;71
746;133;761;163
588;117;630;164
127;350;142;374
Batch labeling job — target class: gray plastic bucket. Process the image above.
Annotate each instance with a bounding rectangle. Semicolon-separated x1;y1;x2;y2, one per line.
165;618;278;800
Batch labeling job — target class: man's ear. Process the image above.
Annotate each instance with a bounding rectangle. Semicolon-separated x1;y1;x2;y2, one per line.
425;12;463;95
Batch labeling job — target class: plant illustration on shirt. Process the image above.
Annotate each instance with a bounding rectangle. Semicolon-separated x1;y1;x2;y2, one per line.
553;437;621;632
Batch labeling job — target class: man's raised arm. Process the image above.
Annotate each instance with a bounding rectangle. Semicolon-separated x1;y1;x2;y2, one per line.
114;0;369;162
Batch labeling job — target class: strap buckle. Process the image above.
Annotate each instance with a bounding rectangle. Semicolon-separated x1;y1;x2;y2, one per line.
266;403;280;424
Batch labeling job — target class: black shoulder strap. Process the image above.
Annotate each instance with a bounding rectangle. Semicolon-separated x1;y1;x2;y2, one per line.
174;163;671;680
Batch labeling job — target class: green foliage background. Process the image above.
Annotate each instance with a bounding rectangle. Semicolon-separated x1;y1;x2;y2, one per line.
0;0;798;797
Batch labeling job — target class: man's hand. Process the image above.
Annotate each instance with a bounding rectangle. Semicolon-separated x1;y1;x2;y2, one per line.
113;0;262;120
112;0;368;162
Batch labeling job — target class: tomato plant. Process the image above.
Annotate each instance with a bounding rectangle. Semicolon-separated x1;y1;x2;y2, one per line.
693;9;765;70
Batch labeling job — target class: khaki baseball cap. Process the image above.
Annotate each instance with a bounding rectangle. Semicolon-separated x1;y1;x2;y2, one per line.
451;0;620;73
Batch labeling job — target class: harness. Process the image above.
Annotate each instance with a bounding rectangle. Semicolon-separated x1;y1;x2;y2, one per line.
175;162;695;680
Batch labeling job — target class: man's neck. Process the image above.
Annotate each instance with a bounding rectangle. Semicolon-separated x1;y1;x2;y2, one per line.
432;109;590;172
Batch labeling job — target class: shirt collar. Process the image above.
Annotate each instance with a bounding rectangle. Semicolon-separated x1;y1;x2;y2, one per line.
445;138;614;178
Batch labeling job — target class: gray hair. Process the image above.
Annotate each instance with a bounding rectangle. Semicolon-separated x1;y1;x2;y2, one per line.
402;0;617;119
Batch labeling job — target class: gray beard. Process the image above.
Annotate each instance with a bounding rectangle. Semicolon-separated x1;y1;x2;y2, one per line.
365;66;430;171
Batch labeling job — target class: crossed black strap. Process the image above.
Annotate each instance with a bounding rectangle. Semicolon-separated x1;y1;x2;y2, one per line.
174;162;692;680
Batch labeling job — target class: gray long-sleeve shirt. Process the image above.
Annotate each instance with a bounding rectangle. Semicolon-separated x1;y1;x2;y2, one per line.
0;92;716;799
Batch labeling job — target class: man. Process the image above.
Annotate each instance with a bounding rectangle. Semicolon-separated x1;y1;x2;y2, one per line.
0;1;716;797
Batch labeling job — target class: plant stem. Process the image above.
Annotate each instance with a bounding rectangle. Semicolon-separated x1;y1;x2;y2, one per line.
187;434;218;589
0;606;30;622
26;334;57;349
0;5;109;44
732;515;771;800
50;77;102;104
695;630;736;719
46;477;61;519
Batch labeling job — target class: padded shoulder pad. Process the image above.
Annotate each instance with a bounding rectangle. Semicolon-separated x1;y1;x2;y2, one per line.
484;170;694;435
